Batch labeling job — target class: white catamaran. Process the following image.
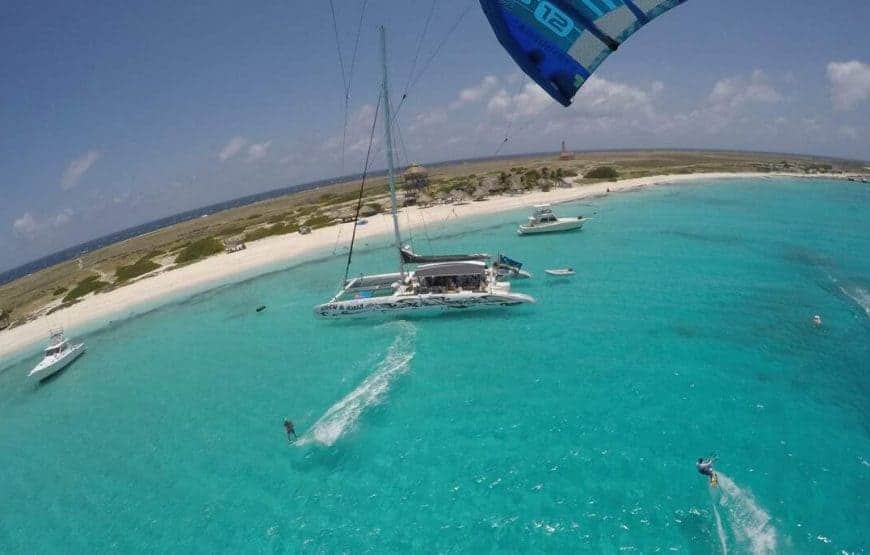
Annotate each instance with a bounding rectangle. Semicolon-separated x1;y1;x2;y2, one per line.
314;28;534;319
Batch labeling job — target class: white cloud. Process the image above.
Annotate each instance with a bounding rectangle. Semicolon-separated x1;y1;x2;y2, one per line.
451;75;499;109
324;103;381;160
60;149;101;190
487;76;656;122
246;140;272;163
573;76;656;118
12;213;38;237
409;109;448;132
670;70;786;135
707;70;782;112
11;208;76;239
827;60;870;111
218;136;248;162
838;125;859;140
486;81;553;119
52;208;74;227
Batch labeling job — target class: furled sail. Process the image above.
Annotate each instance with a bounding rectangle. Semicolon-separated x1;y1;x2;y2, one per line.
400;247;489;264
479;0;687;106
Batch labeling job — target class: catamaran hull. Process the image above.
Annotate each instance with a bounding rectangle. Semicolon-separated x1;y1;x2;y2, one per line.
315;291;534;318
517;218;583;235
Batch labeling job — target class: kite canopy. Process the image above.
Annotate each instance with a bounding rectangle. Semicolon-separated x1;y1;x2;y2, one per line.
480;0;687;106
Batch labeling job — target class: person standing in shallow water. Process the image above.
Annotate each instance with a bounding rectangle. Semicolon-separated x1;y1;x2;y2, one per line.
284;419;297;443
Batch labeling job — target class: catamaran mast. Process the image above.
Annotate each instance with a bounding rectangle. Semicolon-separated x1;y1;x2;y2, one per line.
379;26;405;279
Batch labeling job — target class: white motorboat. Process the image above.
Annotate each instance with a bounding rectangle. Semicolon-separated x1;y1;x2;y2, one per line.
545;268;575;276
314;28;534;319
517;204;584;235
27;329;85;382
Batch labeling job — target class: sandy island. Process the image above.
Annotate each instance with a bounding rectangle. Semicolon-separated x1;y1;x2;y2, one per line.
0;171;855;362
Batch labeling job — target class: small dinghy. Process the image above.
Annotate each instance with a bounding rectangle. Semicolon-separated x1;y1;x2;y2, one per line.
545;268;575;276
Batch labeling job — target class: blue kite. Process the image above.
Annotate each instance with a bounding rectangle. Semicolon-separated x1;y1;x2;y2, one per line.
480;0;688;106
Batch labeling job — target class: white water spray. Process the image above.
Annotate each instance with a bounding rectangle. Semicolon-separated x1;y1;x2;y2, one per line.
825;271;870;318
296;322;416;447
714;473;777;555
712;503;728;555
841;286;870;317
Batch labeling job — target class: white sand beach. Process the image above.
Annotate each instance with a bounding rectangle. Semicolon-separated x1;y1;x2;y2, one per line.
0;171;840;361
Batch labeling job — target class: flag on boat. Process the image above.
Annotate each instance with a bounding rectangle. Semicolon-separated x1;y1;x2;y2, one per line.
479;0;688;106
498;254;523;269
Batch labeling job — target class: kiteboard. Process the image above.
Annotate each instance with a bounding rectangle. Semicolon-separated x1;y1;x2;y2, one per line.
710;473;719;488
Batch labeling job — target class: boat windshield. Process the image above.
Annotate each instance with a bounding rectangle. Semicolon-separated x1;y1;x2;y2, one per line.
44;345;65;356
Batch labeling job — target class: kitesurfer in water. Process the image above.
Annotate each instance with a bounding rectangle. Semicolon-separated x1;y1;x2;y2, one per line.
284;419;297;443
697;457;716;484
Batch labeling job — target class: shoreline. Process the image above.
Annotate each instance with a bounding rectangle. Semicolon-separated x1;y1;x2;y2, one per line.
0;171;853;363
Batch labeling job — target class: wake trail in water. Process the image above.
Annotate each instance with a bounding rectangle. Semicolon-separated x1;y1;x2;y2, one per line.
824;271;870;318
712;503;728;555
841;286;870;318
715;473;777;554
296;321;416;447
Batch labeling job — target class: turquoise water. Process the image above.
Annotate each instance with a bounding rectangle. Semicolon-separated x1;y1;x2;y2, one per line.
1;178;868;553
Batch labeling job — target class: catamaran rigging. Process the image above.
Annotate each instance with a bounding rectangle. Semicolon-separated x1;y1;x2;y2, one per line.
314;27;535;319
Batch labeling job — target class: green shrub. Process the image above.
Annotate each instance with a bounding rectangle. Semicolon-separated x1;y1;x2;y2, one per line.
522;169;540;188
63;275;109;303
561;168;578;177
584;166;619;179
218;224;248;237
52;286;68;296
244;222;299;242
359;203;381;217
296;205;319;216
174;237;224;264
267;212;292;224
302;214;334;229
115;257;160;282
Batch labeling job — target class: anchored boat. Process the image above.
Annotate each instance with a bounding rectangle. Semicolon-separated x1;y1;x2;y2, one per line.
314;28;534;319
517;204;584;235
27;328;85;382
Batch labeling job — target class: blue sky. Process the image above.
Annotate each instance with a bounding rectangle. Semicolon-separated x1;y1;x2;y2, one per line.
2;0;869;272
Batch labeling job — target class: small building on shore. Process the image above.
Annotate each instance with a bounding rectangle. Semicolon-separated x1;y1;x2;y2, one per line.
403;163;429;189
223;238;246;253
402;163;429;206
558;140;575;161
